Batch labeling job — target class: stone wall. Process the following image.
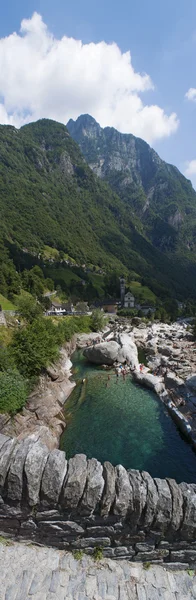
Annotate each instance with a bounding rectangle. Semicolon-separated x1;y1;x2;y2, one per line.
0;434;196;566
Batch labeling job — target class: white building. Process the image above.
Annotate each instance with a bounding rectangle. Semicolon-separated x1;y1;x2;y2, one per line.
124;292;135;309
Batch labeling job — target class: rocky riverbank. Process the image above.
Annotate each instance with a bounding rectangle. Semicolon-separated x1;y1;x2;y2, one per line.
83;319;196;451
0;318;196;453
0;337;78;449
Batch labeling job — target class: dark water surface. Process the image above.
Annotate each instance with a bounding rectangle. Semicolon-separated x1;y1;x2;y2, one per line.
61;351;196;483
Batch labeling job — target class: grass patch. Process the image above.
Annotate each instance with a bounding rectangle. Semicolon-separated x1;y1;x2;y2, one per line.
93;547;103;561
143;562;151;570
0;535;12;546
128;281;156;305
73;550;84;560
0;294;16;311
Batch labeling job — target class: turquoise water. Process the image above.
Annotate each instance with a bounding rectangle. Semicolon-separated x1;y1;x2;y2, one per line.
61;351;196;483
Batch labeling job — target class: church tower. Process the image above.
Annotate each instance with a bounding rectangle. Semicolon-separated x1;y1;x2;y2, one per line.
120;276;125;307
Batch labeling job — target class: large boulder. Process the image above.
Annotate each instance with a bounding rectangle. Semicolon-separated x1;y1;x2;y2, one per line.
83;341;120;365
117;334;139;368
133;371;164;394
84;334;139;368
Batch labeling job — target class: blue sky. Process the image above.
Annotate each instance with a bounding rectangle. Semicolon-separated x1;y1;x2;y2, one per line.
1;0;196;185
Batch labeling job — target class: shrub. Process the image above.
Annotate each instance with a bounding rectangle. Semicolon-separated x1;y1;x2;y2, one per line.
90;309;105;332
16;294;43;323
0;370;28;415
93;547;103;561
73;550;84;560
10;317;60;377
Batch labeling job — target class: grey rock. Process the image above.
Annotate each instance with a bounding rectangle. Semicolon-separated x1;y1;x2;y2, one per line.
133;371;164;393
36;510;61;521
135;549;169;561
87;526;114;536
114;546;135;557
158;345;173;356
101;461;116;517
0;437;18;493
39;520;84;534
154;478;172;531
0;434;10;452
170;550;196;562
49;569;60;593
135;543;155;552
20;518;37;530
83;341;120;365
141;471;159;529
24;441;49;506
179;482;196;539
186;373;196;390
165;372;184;389
62;453;87;508
102;548;115;558
128;470;147;527
167;478;183;531
114;465;132;517
81;458;104;514
46;365;60;380
72;537;111;548
117;333;139;368
7;436;37;502
41;448;67;505
165;562;190;570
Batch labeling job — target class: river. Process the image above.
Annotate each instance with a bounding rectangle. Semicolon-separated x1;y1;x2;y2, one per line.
61;350;196;483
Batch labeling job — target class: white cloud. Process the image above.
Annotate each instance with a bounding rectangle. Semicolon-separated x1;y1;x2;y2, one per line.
185;88;196;101
184;159;196;178
0;12;179;143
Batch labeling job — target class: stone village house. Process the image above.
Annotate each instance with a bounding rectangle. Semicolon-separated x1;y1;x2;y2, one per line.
124;291;135;309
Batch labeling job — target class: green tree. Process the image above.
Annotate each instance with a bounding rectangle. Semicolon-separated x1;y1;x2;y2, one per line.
0;370;28;415
16;294;43;323
10;317;61;377
90;309;105;331
45;278;54;291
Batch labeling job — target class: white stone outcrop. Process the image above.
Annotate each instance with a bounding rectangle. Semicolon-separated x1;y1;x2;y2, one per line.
133;371;165;394
84;334;139;368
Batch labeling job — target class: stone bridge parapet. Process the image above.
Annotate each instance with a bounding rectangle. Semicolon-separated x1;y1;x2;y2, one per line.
0;433;196;566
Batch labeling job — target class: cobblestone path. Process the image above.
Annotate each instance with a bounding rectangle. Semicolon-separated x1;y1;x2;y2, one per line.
0;541;196;600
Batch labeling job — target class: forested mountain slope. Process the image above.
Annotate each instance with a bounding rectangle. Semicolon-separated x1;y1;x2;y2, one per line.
0;118;196;299
67;114;196;255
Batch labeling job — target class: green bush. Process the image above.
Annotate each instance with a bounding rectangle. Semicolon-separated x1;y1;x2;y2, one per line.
93;547;103;561
0;370;28;415
90;309;105;332
10;317;61;377
0;345;15;372
117;308;137;317
16;294;43;323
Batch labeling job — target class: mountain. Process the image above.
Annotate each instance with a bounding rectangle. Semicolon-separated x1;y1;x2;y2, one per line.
0;118;196;301
67;114;196;255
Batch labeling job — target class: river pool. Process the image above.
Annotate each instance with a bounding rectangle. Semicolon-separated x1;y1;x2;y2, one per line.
61;350;196;483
